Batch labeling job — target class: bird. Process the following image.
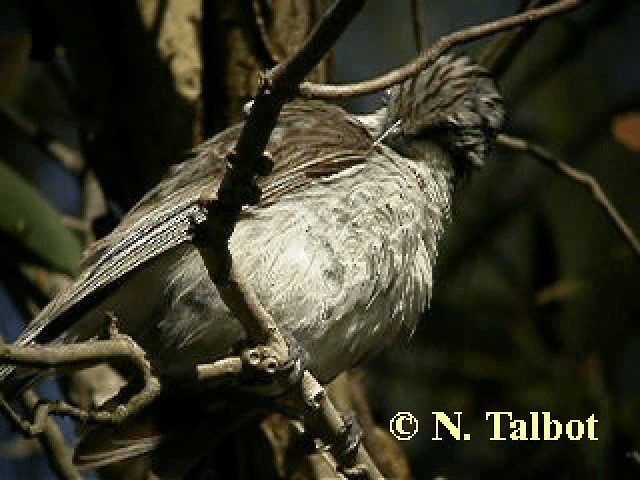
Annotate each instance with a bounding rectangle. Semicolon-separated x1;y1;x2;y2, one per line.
0;54;504;474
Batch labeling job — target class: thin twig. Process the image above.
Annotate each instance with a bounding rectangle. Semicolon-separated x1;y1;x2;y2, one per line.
0;104;85;173
497;133;640;258
60;215;91;234
197;356;243;381
20;389;83;480
299;0;587;99
410;0;426;52
232;0;368;187
248;0;281;67
0;363;81;480
0;327;161;425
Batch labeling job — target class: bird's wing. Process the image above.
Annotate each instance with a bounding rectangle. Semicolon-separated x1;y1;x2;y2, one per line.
12;100;374;347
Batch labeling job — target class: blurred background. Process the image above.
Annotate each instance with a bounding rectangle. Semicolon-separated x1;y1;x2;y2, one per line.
0;0;638;479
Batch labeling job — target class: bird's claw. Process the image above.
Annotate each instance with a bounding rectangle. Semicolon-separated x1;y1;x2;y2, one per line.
333;410;364;466
279;329;310;386
239;330;309;396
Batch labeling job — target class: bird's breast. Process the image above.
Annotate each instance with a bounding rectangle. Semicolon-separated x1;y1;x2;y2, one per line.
126;146;453;383
223;147;453;381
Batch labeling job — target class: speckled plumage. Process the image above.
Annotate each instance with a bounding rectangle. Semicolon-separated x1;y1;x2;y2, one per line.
154;141;454;382
0;56;503;463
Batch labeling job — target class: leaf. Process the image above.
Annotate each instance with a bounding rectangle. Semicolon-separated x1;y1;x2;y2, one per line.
0;161;83;276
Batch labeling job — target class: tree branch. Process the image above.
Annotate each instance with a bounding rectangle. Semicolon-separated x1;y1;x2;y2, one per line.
22;390;82;480
497;133;640;258
299;0;587;99
247;0;281;67
410;0;426;53
0;391;82;480
198;0;369;343
0;336;81;480
232;0;367;180
0;324;161;425
196;0;382;478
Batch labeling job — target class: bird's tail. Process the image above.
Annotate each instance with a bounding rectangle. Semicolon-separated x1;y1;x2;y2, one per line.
74;393;260;476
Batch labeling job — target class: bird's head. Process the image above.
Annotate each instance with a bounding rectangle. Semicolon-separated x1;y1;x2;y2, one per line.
379;54;505;177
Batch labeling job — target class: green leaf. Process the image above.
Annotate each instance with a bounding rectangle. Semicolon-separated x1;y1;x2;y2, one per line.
0;161;83;276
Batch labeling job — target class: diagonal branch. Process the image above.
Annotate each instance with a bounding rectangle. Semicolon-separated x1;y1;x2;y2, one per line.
198;1;369;341
0;2;380;477
497;133;640;258
234;0;366;171
196;0;383;478
299;0;588;99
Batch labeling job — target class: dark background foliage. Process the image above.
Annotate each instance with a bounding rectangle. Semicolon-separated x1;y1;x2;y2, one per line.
0;0;638;479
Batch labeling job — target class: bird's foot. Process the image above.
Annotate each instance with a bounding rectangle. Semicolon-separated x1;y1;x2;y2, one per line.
332;409;365;468
239;330;309;396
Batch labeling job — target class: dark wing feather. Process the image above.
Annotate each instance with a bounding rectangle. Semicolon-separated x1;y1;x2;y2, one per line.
9;101;373;349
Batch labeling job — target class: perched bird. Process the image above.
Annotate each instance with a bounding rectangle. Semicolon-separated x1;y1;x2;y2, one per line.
0;54;503;473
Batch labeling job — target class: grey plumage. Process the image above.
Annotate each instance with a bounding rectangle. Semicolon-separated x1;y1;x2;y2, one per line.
385;54;504;174
0;54;503;468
